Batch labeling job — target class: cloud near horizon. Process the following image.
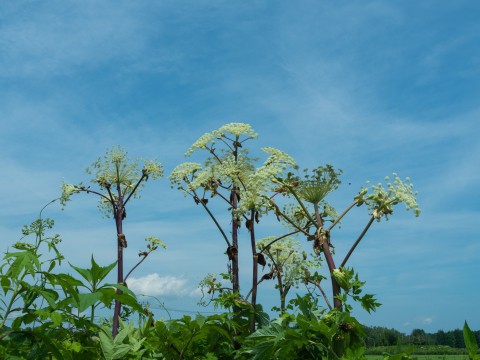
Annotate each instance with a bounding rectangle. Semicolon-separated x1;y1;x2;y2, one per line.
127;273;194;297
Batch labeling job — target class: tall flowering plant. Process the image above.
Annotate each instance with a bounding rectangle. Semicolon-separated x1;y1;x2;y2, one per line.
61;146;164;336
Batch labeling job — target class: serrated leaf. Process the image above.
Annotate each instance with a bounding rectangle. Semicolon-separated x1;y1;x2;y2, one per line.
69;263;93;284
464;321;479;358
77;292;103;313
99;330;114;360
1;275;11;295
98;287;143;312
91;256;117;285
6;251;39;278
43;272;82;305
39;288;59;308
113;322;133;345
31;330;64;359
112;344;132;359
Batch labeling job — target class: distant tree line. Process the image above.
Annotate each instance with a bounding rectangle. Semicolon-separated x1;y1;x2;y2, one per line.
363;326;480;348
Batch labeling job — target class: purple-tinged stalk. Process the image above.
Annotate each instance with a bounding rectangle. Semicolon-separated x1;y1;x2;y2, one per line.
171;124;297;333
248;210;258;332
272;169;420;312
171;124;258;297
60;146;163;337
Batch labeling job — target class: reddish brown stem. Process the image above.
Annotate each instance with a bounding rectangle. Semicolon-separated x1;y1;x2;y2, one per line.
112;203;124;336
249;210;258;333
314;204;341;309
340;216;375;268
231;188;239;294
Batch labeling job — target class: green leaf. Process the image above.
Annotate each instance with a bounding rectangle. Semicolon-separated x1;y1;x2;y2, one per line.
5;251;40;279
90;256;117;286
69;262;93;284
112;344;132;359
42;272;82;305
360;293;381;314
98;286;143;313
69;341;83;353
464;321;479;358
99;330;114;360
77;292;103;313
31;330;64;360
113;322;133;345
39;288;59;308
332;269;350;291
49;311;63;326
1;275;11;295
47;260;56;273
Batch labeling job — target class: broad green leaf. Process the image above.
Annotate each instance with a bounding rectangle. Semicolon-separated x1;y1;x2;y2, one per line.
130;337;146;352
114;322;133;345
1;275;11;295
69;341;83;353
42;272;82;305
105;283;137;297
99;330;114;360
464;321;479;358
77;292;103;313
69;263;93;285
39;288;59;308
49;311;63;326
5;251;40;279
112;344;132;359
98;287;143;312
203;353;218;360
31;330;64;360
90;256;117;286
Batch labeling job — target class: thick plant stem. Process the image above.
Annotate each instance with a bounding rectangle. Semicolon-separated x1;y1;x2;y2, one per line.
112;188;124;337
231;188;240;294
314;204;342;310
249;210;258;333
277;274;286;313
323;240;342;309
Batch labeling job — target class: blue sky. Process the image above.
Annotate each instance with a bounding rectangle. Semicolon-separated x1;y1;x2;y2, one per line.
1;1;479;333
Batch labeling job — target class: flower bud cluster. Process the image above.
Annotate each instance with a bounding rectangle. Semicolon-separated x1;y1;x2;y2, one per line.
362;173;420;221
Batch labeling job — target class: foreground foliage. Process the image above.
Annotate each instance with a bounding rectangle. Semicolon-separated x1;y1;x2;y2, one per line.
0;123;472;359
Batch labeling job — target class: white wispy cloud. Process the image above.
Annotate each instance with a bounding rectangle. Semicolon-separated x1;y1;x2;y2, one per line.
127;273;192;297
0;2;157;78
0;1;478;332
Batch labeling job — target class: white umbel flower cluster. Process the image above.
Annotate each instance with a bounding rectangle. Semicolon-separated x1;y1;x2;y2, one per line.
185;133;215;157
185;122;258;157
235;148;297;216
365;173;420;220
169;162;203;185
213;122;258;138
256;236;306;287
